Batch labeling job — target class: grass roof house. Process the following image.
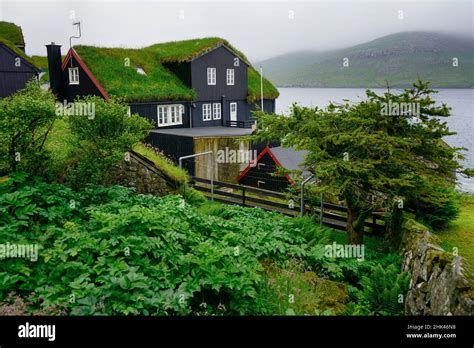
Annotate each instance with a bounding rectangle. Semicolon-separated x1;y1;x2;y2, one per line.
0;21;39;97
46;38;279;179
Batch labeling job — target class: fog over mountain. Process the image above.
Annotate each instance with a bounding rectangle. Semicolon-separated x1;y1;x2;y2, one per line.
256;31;474;88
0;0;472;61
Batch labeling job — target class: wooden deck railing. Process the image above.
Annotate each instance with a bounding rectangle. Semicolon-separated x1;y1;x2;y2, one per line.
189;176;385;234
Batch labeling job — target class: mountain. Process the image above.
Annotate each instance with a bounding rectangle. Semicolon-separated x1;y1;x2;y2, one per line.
256;32;474;88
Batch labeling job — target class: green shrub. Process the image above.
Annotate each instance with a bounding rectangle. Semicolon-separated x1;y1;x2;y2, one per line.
0;177;331;315
0;82;57;176
411;185;460;230
355;264;410;315
65;96;152;187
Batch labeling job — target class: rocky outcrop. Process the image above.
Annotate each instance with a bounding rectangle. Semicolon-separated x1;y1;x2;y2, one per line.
400;219;474;315
104;151;182;196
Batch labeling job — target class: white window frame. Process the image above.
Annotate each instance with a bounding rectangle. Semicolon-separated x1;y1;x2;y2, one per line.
203;103;212;121
157;104;184;127
68;67;79;85
230;102;237;120
207;67;216;85
212;103;221;120
226;69;234;85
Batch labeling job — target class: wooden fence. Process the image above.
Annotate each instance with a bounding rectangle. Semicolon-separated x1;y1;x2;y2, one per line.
189;176;385;235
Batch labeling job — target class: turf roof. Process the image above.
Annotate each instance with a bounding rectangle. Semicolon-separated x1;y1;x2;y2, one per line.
0;21;38;68
0;21;25;46
74;46;196;102
72;38;279;103
0;38;36;67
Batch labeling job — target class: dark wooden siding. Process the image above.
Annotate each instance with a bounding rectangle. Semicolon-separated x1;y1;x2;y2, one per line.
131;102;191;129
190;46;248;102
238;152;290;191
0;44;38;98
60;56;103;102
163;62;192;86
146;132;195;174
249;99;276;114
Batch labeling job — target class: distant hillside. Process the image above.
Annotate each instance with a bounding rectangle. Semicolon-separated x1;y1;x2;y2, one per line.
257;32;474;88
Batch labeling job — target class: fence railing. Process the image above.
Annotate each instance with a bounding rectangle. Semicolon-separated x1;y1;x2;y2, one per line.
225;120;255;128
189;176;385;234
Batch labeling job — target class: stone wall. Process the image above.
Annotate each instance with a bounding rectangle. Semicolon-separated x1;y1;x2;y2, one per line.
400;219;473;315
104;151;182;196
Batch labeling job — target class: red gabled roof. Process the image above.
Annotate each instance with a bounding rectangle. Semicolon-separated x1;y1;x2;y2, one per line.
61;48;109;100
236;146;294;184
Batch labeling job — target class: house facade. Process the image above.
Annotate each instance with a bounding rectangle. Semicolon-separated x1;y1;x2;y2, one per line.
46;39;277;131
0;22;39;98
45;38;279;180
237;146;309;191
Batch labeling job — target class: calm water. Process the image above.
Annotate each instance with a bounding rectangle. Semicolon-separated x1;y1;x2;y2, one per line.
276;88;474;194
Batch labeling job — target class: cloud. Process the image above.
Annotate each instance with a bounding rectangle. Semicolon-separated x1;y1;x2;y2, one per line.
1;0;472;60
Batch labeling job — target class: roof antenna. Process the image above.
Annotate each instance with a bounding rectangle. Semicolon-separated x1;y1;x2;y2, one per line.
69;21;81;50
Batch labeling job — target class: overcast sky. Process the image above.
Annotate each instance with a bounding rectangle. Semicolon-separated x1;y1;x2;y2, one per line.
0;0;472;61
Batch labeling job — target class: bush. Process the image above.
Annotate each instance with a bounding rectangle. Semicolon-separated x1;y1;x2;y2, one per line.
410;184;460;230
0;82;57;175
65;96;152;187
0;176;331;315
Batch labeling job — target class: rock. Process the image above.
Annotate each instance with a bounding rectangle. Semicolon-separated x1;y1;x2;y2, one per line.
400;218;474;316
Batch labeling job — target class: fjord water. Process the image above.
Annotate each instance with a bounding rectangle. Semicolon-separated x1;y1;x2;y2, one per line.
276;88;474;194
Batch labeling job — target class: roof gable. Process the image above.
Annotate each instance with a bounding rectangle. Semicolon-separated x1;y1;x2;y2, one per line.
237;146;294;184
62;49;109;99
0;41;38;72
237;146;309;184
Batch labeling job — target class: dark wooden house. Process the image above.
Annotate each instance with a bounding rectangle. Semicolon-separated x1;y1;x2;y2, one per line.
45;38;279;176
0;22;39;98
46;38;278;131
237;146;309;191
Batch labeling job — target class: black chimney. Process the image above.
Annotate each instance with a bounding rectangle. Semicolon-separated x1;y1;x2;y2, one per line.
46;43;62;97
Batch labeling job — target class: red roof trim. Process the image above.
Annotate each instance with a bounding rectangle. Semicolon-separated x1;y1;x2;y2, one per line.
61;48;109;100
236;146;294;184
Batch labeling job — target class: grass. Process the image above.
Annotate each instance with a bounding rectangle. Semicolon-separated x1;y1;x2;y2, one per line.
261;259;348;315
74;37;279;103
148;37;230;63
247;67;280;102
132;143;188;184
74;46;196;102
44;119;189;186
30;55;49;70
0;21;24;46
44;118;75;181
435;194;474;266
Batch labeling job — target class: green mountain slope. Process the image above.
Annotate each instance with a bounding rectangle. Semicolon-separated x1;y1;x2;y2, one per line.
257;32;474;88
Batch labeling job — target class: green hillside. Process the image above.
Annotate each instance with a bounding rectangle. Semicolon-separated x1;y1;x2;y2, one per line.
257;32;474;88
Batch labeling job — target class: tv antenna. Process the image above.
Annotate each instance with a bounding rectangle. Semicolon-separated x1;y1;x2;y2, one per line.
69;21;81;49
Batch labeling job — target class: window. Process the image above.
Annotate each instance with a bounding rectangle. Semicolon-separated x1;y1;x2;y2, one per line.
207;67;216;85
157;104;184;127
203;103;212;121
226;69;234;85
68;67;79;85
213;103;221;120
